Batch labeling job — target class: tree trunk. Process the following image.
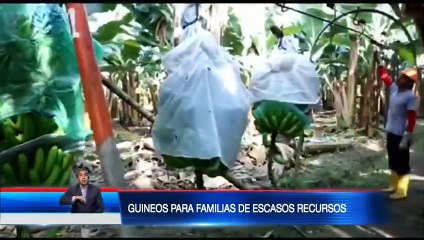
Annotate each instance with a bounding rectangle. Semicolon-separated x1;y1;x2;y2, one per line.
404;4;424;116
333;81;349;129
106;89;116;119
128;72;139;124
120;76;132;126
134;74;143;125
358;79;369;128
368;51;380;137
111;97;118;120
380;87;387;126
359;51;381;136
148;84;159;115
346;33;361;127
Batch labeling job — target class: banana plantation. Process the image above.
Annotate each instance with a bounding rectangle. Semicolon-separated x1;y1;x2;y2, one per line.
1;3;424;238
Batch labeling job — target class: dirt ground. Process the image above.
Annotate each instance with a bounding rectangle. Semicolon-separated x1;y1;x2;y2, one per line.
312;121;424;238
1;121;423;238
365;120;424;238
60;120;424;238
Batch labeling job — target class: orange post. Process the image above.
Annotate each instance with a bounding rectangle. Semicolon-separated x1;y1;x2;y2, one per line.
67;3;112;145
66;3;125;188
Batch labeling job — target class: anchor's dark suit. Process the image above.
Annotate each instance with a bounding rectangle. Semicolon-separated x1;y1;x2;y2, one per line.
59;184;104;213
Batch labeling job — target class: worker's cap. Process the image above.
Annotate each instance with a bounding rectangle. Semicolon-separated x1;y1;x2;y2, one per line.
401;68;419;82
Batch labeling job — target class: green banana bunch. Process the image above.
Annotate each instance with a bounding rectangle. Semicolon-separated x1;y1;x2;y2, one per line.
32;113;59;137
0;117;23;150
0;113;59;151
0;145;74;187
252;100;310;138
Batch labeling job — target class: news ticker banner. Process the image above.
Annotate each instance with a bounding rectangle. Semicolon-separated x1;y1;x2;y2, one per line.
0;188;389;226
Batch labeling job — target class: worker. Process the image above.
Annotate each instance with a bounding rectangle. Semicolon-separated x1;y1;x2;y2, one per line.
378;63;419;200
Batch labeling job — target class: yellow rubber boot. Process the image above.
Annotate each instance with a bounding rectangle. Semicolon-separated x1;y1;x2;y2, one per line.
389;175;409;200
382;171;398;192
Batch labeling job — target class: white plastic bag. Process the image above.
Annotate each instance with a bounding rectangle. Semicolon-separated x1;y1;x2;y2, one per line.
249;35;320;105
152;4;251;168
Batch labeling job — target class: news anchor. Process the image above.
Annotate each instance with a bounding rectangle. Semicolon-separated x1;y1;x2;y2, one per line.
60;167;105;213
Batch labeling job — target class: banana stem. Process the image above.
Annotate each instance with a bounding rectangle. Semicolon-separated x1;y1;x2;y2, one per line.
293;134;305;185
267;132;278;186
194;169;205;190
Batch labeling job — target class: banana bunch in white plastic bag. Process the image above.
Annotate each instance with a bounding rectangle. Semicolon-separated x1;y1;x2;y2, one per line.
152;4;251;173
250;35;320;105
248;33;320;138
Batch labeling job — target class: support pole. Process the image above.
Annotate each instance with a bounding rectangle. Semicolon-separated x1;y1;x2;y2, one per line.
194;169;205;190
66;3;126;189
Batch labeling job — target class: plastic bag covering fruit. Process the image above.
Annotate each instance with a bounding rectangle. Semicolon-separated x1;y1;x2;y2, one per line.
152;4;251;175
249;35;320;136
249;35;320;105
0;4;104;143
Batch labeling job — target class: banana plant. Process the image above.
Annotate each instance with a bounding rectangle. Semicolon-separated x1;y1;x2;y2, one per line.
90;3;175;125
221;7;255;85
287;4;419;129
124;3;175;47
247;5;300;56
222;7;244;56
